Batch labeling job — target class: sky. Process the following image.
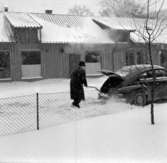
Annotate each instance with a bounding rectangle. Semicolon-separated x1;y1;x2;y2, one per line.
0;0;101;15
0;0;166;15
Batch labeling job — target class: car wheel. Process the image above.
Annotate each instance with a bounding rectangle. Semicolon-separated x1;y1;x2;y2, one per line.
134;92;147;106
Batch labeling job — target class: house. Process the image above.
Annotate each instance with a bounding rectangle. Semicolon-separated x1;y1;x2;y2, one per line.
0;11;116;81
0;10;166;81
93;17;167;69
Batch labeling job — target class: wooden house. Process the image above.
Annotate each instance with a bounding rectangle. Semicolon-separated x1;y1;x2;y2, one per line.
0;11;166;81
93;17;166;69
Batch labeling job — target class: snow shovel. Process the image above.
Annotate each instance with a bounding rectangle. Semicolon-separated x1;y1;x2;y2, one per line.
87;86;109;99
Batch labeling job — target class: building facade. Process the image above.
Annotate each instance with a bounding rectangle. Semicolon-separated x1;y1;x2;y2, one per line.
0;11;166;81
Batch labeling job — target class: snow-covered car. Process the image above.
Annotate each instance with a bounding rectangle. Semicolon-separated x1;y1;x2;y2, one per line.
100;64;167;106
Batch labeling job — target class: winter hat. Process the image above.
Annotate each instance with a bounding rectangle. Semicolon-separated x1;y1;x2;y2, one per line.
79;61;85;67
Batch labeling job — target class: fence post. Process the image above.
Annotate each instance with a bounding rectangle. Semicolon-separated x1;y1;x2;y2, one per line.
36;92;39;130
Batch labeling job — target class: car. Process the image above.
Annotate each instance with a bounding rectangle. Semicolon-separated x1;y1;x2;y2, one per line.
99;64;167;106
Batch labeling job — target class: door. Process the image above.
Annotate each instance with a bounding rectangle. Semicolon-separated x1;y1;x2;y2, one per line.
69;54;80;76
85;52;101;75
21;51;41;79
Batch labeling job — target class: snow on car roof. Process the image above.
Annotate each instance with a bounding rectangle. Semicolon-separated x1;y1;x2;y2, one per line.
116;64;164;77
116;64;166;86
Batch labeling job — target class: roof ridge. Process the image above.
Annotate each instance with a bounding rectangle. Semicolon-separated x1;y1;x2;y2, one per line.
32;12;92;18
3;11;92;18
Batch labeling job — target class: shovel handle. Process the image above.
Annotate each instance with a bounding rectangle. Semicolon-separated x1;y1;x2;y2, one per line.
87;86;109;99
87;86;100;92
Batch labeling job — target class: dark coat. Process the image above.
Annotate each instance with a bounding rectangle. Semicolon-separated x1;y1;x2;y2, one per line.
70;67;87;101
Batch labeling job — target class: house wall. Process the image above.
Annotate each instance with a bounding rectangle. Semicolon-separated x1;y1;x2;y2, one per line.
40;43;119;78
99;43;162;73
62;43;116;72
41;43;69;78
127;44;161;66
40;43;164;79
99;43;128;71
14;28;40;43
0;41;164;81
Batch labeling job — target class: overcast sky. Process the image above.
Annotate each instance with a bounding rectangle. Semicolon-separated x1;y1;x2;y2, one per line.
0;0;166;15
0;0;101;14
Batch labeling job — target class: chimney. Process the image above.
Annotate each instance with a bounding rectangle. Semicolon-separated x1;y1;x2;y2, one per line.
4;6;8;12
45;9;52;14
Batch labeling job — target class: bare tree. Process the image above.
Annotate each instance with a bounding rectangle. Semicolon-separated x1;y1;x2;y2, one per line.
131;0;166;125
68;5;94;16
99;0;166;124
99;0;144;17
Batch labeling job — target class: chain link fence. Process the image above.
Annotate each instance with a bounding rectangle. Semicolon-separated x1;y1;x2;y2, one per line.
0;89;122;137
0;91;72;137
0;94;36;136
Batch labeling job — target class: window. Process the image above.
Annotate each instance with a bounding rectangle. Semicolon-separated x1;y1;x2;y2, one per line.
22;51;41;65
160;50;167;68
126;52;135;65
136;51;144;64
85;52;100;63
0;51;10;78
155;69;167;77
21;51;41;78
85;51;101;75
126;49;145;65
140;69;167;81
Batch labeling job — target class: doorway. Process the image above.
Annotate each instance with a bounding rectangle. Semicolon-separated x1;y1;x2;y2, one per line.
21;51;41;79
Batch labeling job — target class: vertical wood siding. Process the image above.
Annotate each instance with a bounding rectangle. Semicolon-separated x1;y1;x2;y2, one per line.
14;28;40;43
10;43;21;80
0;42;164;81
42;43;69;78
100;43;128;72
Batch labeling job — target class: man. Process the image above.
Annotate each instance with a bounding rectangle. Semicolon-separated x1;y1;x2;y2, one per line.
70;61;88;108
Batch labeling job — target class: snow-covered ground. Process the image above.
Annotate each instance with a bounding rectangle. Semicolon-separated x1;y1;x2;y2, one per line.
0;77;167;163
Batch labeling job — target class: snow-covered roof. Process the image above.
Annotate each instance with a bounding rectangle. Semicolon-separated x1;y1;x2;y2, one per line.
5;12;42;28
0;13;14;42
93;17;136;31
128;18;167;44
130;29;167;44
93;16;167;44
33;13;85;27
30;13;114;43
1;11;167;44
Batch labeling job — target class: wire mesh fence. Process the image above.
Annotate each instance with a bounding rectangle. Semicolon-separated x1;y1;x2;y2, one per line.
0;94;36;136
37;92;72;129
0;89;122;137
0;91;72;137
